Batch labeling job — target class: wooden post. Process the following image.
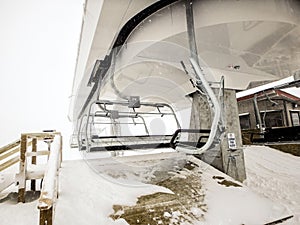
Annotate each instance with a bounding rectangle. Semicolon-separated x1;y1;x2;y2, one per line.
39;208;53;225
58;134;62;167
37;132;62;225
31;138;37;191
18;134;27;203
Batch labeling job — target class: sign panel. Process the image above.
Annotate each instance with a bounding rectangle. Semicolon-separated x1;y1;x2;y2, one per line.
227;133;237;150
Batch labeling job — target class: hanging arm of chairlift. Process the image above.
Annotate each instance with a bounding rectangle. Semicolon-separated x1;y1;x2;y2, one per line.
175;58;224;154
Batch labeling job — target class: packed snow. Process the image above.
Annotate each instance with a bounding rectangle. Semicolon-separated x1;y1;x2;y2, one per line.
0;145;299;225
244;145;300;224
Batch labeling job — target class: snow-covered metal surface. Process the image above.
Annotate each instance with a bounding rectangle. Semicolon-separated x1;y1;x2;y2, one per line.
236;76;297;98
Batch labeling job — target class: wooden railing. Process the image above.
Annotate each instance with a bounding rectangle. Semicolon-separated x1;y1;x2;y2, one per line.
37;132;62;225
0;140;21;172
15;132;59;203
0;139;32;192
0;131;63;225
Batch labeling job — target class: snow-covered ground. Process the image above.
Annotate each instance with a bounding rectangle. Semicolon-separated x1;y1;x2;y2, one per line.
0;145;299;225
244;145;300;224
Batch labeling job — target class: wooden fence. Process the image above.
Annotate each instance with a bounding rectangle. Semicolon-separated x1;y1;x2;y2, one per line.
37;132;62;225
0;131;62;225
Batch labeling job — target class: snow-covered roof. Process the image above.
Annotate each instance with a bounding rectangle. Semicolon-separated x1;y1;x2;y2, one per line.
236;76;295;99
237;89;300;103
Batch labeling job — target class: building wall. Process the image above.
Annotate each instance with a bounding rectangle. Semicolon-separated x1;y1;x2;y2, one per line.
238;99;256;129
237;98;297;129
286;103;300;126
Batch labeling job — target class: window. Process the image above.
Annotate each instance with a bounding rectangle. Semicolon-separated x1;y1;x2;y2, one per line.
260;111;284;128
290;111;300;126
239;114;251;130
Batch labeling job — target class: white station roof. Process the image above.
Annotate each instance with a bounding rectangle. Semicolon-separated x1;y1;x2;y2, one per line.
70;0;300;120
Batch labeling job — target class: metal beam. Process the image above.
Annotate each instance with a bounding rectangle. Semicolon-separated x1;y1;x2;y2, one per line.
185;0;199;65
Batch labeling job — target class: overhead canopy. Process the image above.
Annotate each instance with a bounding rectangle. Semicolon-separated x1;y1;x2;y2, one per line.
70;0;300;121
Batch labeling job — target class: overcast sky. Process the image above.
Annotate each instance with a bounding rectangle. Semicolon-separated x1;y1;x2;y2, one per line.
0;0;84;145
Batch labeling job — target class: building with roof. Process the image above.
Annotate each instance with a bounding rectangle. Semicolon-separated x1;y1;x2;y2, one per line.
237;89;300;130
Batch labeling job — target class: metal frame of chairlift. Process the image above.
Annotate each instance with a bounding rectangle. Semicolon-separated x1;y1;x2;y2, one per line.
92;111;150;135
74;0;225;154
78;99;182;152
173;0;225;154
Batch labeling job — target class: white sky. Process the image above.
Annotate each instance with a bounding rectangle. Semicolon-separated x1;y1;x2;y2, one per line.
0;0;84;145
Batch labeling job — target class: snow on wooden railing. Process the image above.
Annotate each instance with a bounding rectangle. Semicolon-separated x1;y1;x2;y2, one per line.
16;132;56;203
0;140;21;172
0;140;21;192
37;132;62;225
0;139;34;192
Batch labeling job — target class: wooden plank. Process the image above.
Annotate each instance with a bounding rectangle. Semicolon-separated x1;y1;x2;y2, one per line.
0;138;31;155
0;156;19;172
25;133;55;140
32;138;37;164
0;147;19;161
26;151;50;157
31;138;37;191
39;208;53;225
27;140;32;146
38;135;62;211
18;134;27;203
26;169;45;180
18;188;25;203
0;140;20;154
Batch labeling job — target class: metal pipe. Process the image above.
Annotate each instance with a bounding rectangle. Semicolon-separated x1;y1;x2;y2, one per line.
253;94;263;133
176;58;222;154
176;0;223;154
185;0;199;65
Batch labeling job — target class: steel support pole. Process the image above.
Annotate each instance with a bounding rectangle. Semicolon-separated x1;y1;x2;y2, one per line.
253;94;263;132
185;0;246;181
185;0;199;65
